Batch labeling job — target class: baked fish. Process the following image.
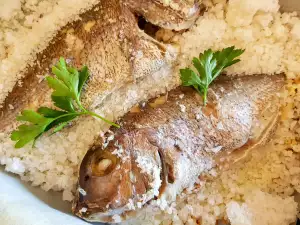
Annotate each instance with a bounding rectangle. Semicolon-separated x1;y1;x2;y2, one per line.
0;0;200;131
73;74;285;223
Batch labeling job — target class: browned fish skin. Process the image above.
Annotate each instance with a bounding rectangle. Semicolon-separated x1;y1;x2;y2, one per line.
0;0;200;132
73;74;285;223
125;0;200;30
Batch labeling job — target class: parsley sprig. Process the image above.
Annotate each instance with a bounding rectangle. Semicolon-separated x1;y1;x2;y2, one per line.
180;46;245;105
11;58;119;148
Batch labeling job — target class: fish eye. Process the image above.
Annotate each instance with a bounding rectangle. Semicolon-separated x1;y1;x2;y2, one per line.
91;150;119;177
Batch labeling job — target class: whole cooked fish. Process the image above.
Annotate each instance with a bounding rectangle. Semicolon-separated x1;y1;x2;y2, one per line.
72;74;285;223
0;0;200;131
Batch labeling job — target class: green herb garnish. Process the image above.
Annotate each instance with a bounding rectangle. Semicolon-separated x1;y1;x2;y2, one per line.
180;46;245;105
11;57;119;148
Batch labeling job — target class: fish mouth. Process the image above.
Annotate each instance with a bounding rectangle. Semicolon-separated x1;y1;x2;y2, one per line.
73;130;166;223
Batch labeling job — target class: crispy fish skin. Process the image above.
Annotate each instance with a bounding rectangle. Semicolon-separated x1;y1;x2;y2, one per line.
0;0;200;132
73;74;285;223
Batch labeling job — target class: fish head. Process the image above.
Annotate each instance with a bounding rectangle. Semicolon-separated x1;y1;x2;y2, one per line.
126;0;201;30
73;129;164;223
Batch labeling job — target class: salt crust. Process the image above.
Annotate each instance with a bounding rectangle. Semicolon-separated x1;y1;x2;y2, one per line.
0;0;300;224
0;0;100;106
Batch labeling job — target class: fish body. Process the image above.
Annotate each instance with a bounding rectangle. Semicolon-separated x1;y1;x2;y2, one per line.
0;0;200;132
73;74;285;223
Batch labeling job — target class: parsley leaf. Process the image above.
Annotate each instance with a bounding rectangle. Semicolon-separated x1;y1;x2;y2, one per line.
78;66;89;95
11;118;55;148
11;57;119;148
180;46;245;105
51;96;75;113
37;107;67;118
